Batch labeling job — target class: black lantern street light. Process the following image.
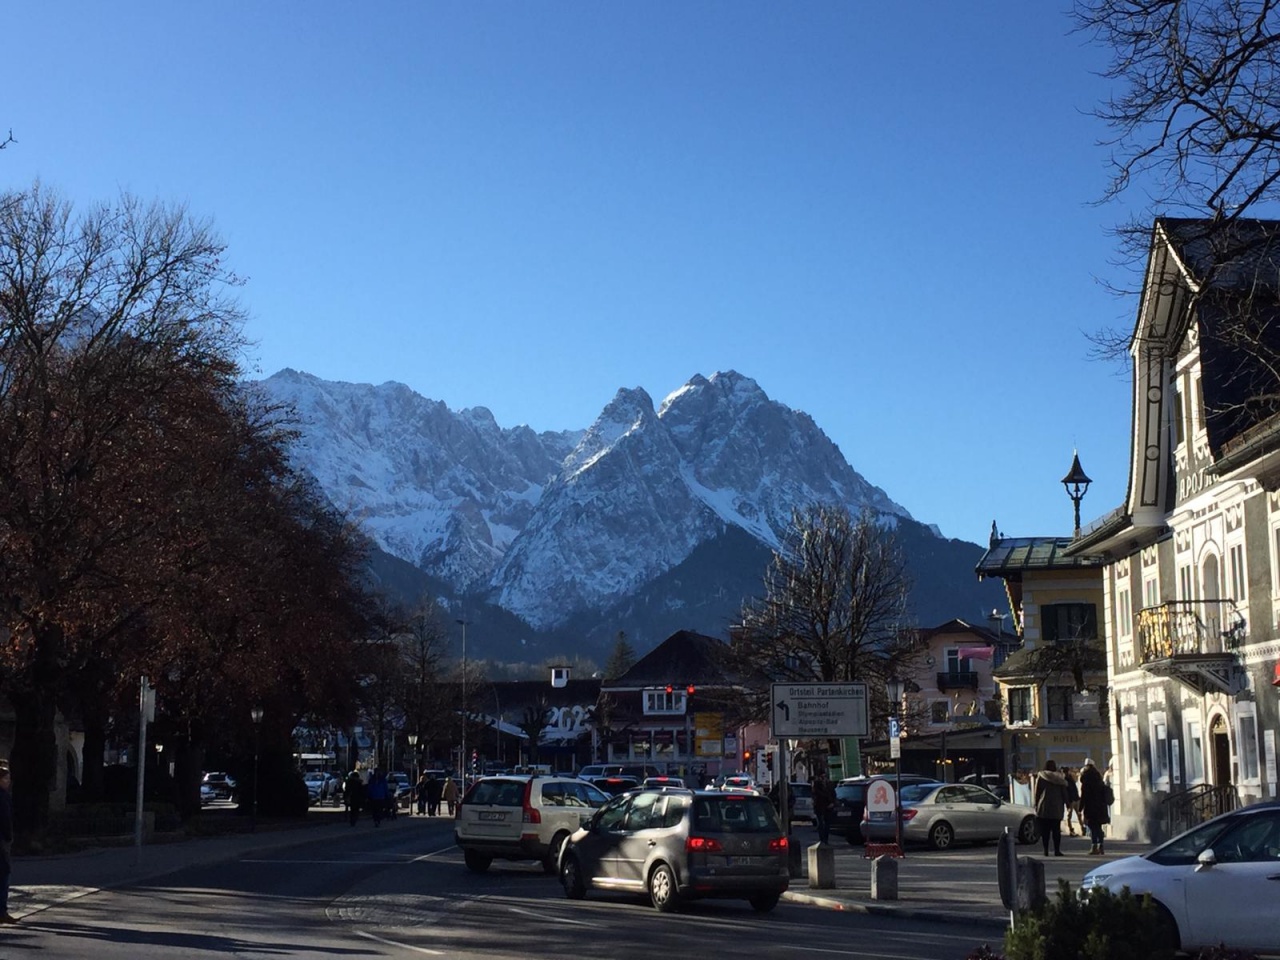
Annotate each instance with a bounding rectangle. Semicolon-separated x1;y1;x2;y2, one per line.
250;704;264;832
886;675;904;852
1062;451;1092;538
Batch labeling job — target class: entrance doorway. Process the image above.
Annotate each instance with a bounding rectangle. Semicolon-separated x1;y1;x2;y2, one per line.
1210;714;1232;787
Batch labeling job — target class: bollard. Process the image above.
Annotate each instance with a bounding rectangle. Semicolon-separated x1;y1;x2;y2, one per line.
1014;855;1046;913
808;842;835;890
870;854;898;900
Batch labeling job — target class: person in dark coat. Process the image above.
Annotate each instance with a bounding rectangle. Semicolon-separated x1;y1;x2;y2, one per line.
1032;759;1068;857
425;775;444;817
344;770;364;827
1078;757;1111;855
366;769;389;826
0;764;16;923
812;771;837;845
415;774;428;816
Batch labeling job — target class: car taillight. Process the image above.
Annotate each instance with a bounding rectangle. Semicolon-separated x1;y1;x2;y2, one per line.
686;836;724;853
901;809;919;822
768;837;788;853
522;780;541;824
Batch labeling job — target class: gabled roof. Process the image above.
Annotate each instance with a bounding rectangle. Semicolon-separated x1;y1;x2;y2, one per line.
608;629;742;689
918;618;1004;644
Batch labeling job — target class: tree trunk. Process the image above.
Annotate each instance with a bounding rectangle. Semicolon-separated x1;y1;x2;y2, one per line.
8;685;58;836
79;719;107;802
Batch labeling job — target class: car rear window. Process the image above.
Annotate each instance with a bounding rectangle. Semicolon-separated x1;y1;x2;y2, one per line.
899;784;935;802
692;796;780;833
465;779;525;807
790;783;812;798
836;783;866;802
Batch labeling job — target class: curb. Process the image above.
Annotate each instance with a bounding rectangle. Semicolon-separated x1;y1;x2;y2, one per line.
782;889;1010;930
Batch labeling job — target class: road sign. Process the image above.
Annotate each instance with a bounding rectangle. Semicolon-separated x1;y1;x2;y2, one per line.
889;735;901;759
888;716;900;739
865;778;896;815
770;683;868;738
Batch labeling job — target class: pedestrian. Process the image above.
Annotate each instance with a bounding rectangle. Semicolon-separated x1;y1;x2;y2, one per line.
1032;759;1068;857
426;774;444;817
344;769;364;827
0;763;15;924
1063;767;1082;836
442;775;458;817
366;769;389;826
811;771;836;845
415;774;428;816
1078;757;1111;855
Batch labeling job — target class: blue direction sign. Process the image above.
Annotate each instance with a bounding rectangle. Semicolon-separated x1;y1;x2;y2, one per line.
770;683;869;738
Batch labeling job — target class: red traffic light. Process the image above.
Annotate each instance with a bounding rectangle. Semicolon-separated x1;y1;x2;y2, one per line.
686;684;696;696
665;683;673;694
743;749;752;762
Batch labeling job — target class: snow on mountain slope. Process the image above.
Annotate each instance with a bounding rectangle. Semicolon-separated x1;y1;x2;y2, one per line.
254;368;924;630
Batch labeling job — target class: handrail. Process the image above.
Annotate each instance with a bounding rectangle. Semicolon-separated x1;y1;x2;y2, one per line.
1137;599;1246;661
1161;782;1239;835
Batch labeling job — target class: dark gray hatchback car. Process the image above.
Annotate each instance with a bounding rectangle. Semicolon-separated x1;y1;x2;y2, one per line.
559;787;789;913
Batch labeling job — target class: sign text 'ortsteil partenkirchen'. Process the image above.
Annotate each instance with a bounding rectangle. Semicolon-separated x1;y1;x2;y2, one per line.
770;682;868;738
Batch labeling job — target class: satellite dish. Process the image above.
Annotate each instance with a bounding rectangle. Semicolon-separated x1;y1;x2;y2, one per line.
924;654;936;667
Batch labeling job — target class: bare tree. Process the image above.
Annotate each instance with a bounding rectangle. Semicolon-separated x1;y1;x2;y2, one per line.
730;505;916;725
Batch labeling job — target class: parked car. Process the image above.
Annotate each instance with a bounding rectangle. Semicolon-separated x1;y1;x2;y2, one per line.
454;774;612;874
589;775;640;797
830;775;940;843
201;771;237;801
560;787;789;913
860;781;1039;849
577;764;661;781
788;781;814;823
200;783;216;805
1080;801;1280;955
960;773;1008;800
303;772;338;805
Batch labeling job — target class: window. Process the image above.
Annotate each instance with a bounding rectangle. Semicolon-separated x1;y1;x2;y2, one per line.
1186;719;1205;784
1150;713;1170;788
1045;686;1074;723
1144;576;1160;609
1179;564;1195;601
945;648;972;674
1041;603;1098;642
930;700;950;724
1174;380;1185;446
1117;588;1132;639
643;689;686;715
1194;375;1205;434
1124;716;1141;783
1229;543;1247;603
1237;705;1261;784
1008;687;1032;724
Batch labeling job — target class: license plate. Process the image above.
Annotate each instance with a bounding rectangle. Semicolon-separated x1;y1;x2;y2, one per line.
727;856;763;866
869;811;893;821
478;811;506;821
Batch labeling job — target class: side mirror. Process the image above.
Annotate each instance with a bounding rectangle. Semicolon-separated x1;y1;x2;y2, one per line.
1196;848;1217;871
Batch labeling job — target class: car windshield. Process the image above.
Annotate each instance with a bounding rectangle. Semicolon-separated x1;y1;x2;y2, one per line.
692;795;780;833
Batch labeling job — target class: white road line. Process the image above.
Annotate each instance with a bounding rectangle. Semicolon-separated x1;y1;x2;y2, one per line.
353;929;445;955
410;845;461;862
505;904;598;927
239;858;412;865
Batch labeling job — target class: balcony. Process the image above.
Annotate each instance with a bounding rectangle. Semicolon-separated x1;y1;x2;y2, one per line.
936;671;979;691
1136;600;1244;695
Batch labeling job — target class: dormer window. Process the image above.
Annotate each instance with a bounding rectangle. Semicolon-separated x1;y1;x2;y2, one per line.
643;688;687;715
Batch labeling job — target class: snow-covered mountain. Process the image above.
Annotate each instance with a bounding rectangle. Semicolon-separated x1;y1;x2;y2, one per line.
255;369;947;637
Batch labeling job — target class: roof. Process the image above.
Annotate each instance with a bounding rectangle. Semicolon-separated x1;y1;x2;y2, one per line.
976;537;1107;579
918;618;1006;644
609;630;743;688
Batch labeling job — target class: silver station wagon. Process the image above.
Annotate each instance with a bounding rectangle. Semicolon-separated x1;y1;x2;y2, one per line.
559;787;789;913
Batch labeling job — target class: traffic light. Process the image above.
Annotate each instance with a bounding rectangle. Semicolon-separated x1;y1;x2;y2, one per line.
765;752;774;772
470;749;478;773
743;748;752;764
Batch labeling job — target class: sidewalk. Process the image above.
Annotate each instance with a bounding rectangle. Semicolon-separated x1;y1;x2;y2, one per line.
780;827;1152;928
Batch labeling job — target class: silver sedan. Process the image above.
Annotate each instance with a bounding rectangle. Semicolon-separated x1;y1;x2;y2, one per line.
860;782;1039;849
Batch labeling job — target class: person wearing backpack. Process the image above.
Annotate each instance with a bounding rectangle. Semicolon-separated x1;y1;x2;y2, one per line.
1079;757;1110;855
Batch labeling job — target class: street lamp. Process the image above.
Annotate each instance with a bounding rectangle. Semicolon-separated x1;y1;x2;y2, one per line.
886;676;904;852
1062;450;1092;538
456;618;469;782
250;704;264;832
407;733;419;814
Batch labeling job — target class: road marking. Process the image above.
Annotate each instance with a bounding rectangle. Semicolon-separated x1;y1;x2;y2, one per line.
505;904;597;927
410;844;460;862
353;929;444;955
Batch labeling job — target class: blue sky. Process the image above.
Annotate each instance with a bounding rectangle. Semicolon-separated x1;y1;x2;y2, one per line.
5;2;1143;546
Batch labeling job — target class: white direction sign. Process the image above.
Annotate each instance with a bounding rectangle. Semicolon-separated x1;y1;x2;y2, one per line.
770;683;868;738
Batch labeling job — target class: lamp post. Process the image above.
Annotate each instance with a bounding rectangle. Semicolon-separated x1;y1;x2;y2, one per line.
1062;450;1092;538
250;704;263;832
456;618;469;783
886;676;904;852
407;733;419;814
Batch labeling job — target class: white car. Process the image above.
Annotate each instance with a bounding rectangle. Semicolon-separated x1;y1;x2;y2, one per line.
1081;801;1280;955
455;775;612;874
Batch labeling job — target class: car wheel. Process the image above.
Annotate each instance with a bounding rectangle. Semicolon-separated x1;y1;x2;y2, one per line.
1150;901;1181;953
928;821;954;850
544;831;569;875
648;862;679;913
1017;816;1038;845
749;893;780;914
561;854;586;900
463;849;491;873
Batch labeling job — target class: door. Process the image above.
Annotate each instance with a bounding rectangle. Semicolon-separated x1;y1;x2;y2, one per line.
614;792;664;888
1180;810;1280;952
572;794;632;885
1211;715;1232;788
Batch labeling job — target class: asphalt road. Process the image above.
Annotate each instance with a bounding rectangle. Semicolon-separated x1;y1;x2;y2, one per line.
2;818;1004;960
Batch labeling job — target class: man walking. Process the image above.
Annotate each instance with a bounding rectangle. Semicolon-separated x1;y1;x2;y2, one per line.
1032;759;1068;857
812;771;836;845
0;764;17;923
1079;757;1111;855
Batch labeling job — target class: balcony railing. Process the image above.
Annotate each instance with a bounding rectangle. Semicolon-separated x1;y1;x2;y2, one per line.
936;671;979;691
1137;600;1246;662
